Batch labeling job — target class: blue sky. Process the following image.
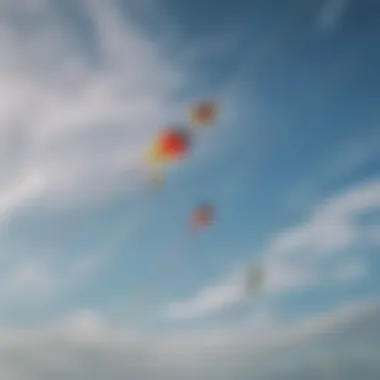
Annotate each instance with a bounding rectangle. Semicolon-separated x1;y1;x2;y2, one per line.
0;0;379;378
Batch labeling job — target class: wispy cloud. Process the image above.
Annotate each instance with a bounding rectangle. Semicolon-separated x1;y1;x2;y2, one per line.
164;271;245;319
166;179;380;319
257;179;379;292
0;0;216;316
0;0;190;220
267;179;380;258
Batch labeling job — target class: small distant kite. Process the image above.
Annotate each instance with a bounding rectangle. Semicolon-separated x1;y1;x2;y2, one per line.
191;203;214;229
161;202;215;284
164;202;215;267
127;202;216;314
244;265;264;295
189;100;219;128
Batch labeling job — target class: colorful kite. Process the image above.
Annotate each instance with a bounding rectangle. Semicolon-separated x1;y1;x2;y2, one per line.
144;126;193;187
189;100;219;128
191;203;214;229
147;126;192;164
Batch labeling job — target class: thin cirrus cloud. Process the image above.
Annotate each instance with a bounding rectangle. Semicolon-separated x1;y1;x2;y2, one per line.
163;273;245;320
164;179;380;320
0;0;207;220
0;0;234;316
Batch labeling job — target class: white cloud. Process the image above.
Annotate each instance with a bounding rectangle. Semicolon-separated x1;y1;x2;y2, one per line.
0;0;228;314
164;275;245;319
0;298;377;380
263;179;380;292
0;251;91;311
0;0;190;220
167;180;380;319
